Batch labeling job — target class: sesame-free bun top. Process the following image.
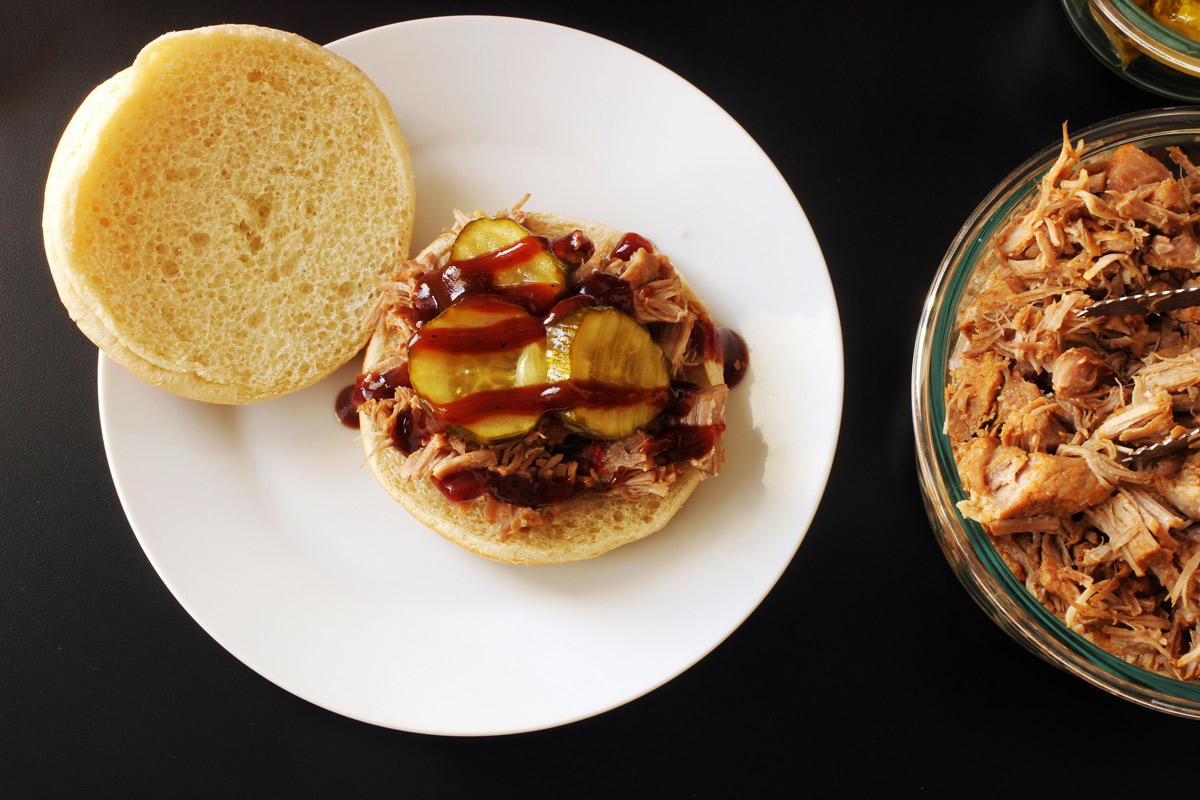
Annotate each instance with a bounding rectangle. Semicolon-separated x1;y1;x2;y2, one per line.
43;24;415;403
359;211;712;565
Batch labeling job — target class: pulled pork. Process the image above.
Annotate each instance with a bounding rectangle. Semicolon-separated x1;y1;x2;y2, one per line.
947;129;1200;680
362;207;728;540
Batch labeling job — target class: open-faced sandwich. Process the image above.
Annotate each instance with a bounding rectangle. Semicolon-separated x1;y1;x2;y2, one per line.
350;204;747;564
43;24;414;403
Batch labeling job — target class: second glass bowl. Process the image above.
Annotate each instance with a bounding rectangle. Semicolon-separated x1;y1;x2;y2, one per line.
1063;0;1200;101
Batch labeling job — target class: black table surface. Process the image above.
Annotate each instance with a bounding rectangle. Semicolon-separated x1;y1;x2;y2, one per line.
6;0;1198;795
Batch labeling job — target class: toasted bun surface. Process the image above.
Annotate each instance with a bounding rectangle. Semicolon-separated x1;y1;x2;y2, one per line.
359;211;710;565
44;24;415;403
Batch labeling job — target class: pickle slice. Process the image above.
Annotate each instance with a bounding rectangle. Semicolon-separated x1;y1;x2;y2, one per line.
546;306;671;439
452;218;567;301
408;296;547;444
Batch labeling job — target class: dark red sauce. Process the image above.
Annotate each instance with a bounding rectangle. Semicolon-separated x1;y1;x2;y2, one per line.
410;232;603;324
541;294;597;327
408;313;545;355
335;385;360;428
572;271;635;317
686;317;716;364
647;423;722;463
356;363;411;402
491;473;589;509
718;328;749;387
611;232;654;262
429;461;590;508
389;406;444;456
686;318;750;388
335;364;412;428
427;380;673;427
459;236;547;272
665;381;701;417
550;230;594;266
586;440;608;476
412;266;561;324
430;468;494;503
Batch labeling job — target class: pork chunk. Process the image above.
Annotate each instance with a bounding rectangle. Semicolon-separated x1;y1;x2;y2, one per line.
1107;144;1172;193
945;352;1005;443
955;437;1115;527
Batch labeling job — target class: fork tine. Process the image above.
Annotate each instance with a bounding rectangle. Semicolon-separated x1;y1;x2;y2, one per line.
1119;427;1200;465
1082;286;1200;318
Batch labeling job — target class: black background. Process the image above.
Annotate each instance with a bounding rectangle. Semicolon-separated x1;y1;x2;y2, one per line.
4;0;1196;796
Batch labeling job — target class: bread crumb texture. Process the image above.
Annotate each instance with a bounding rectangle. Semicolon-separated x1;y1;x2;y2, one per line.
56;25;413;401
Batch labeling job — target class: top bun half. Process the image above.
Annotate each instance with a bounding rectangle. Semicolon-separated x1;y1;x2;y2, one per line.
43;24;415;403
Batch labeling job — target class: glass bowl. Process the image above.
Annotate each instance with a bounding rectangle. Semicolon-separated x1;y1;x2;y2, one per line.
1063;0;1200;101
912;107;1200;718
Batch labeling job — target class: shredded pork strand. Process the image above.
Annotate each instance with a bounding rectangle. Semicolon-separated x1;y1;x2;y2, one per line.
947;129;1200;680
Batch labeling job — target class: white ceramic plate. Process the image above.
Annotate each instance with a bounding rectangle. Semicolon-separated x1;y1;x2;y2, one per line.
98;16;842;736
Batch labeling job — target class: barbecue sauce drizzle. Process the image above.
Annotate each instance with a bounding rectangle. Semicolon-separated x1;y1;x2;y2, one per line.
410;232;594;323
337;228;746;509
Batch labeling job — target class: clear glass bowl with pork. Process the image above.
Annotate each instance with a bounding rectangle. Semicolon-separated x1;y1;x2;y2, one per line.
914;107;1200;718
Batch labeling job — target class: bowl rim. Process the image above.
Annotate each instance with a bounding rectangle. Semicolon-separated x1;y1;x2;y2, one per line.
1094;0;1200;70
912;106;1200;718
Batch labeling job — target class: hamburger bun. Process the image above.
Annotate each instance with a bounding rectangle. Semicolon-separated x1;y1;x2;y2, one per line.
43;24;415;403
359;211;722;565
